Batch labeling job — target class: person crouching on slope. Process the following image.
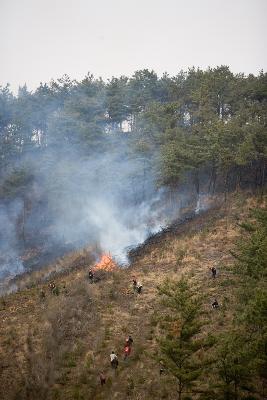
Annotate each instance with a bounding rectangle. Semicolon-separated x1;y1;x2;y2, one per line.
132;277;137;291
211;266;217;278
110;351;118;369
88;269;94;283
123;344;131;360
125;335;133;347
99;371;106;386
136;281;143;294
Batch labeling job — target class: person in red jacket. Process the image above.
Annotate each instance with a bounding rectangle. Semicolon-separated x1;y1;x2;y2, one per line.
123;345;131;360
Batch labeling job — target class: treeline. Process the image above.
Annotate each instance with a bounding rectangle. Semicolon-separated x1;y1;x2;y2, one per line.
0;66;266;195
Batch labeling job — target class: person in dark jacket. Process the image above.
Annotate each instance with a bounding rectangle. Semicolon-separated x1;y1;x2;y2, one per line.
126;335;133;347
211;266;217;278
132;277;137;291
136;282;142;294
212;299;219;309
88;269;94;283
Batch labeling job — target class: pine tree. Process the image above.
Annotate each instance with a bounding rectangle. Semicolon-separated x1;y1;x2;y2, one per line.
233;207;267;279
222;206;267;399
216;333;253;400
157;277;209;400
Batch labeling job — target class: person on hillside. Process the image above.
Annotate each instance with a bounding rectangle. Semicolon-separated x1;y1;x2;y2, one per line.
49;282;56;292
88;269;94;283
159;360;165;375
136;282;143;294
99;371;106;386
126;335;133;347
52;286;59;296
132;277;137;291
212;299;219;309
211;266;217;278
110;351;118;369
123;345;131;360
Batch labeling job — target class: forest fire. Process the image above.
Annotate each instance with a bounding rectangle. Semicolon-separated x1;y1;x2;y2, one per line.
93;253;117;272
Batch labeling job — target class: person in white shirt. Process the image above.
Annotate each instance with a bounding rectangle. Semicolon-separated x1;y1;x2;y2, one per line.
110;351;118;368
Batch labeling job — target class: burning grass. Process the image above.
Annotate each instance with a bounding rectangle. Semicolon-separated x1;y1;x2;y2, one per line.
93;253;118;272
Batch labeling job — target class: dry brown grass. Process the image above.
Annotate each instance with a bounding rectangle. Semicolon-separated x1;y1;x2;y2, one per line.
0;193;264;399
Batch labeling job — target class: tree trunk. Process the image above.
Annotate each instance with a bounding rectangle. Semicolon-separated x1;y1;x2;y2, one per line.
236;167;242;192
208;162;217;194
224;386;231;400
178;379;182;400
260;158;266;198
224;171;229;202
212;162;218;194
234;380;238;400
194;170;200;196
212;169;217;194
22;198;26;247
142;158;147;202
255;163;260;190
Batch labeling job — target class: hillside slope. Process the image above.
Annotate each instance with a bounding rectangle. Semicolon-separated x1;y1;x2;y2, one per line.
0;193;265;400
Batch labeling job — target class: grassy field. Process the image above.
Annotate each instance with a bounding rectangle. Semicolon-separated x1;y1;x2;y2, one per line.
0;193;265;400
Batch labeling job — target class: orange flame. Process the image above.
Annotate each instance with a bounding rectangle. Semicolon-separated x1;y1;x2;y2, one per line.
93;253;117;272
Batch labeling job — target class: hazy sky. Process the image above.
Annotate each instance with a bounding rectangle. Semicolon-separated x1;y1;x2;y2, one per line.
0;0;266;92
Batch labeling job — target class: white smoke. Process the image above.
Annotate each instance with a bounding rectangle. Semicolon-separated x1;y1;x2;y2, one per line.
195;193;213;215
0;201;24;279
86;191;167;264
0;136;198;281
39;146;174;265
